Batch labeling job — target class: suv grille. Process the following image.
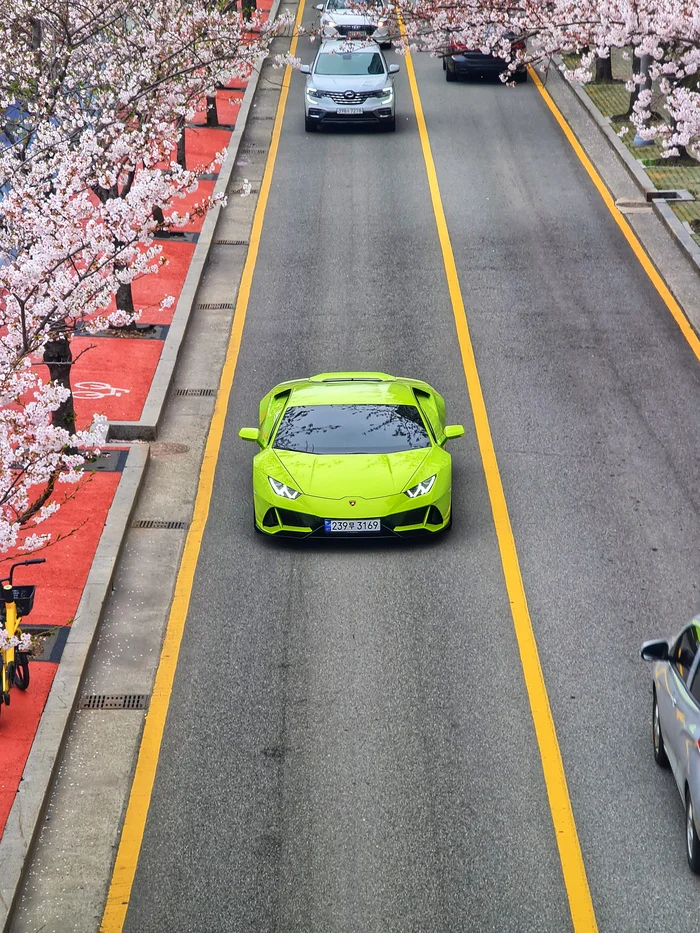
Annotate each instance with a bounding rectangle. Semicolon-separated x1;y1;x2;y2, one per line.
327;90;381;104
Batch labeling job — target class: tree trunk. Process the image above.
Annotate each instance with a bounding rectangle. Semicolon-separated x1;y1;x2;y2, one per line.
115;270;135;318
595;55;613;83
176;120;186;168
43;336;76;434
206;94;218;126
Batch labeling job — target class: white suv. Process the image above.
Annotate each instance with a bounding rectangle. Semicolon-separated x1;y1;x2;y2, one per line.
301;40;399;132
315;0;394;48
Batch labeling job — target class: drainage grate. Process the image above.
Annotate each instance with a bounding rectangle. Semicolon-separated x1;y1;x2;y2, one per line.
252;115;275;120
80;694;150;710
240;147;268;153
133;519;189;530
197;302;236;310
214;239;249;246
175;388;217;397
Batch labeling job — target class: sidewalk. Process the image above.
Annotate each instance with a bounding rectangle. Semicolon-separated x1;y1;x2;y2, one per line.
0;0;274;877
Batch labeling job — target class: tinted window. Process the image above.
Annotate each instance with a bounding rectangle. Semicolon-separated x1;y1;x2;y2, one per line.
272;404;431;454
691;668;700;705
314;52;385;76
672;624;700;684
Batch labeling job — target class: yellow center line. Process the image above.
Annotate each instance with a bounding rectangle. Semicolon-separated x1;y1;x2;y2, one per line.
99;5;305;929
529;65;700;364
401;34;598;933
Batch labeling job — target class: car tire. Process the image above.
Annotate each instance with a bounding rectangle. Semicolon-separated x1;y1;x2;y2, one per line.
305;117;318;132
445;64;457;82
442;57;446;70
514;68;528;83
381;41;391;50
254;512;263;534
652;689;669;768
385;117;396;132
686;790;700;874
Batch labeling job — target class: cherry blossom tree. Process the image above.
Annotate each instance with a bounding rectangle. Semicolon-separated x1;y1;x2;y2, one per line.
395;0;700;156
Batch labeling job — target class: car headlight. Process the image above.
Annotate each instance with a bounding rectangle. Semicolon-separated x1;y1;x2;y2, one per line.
405;474;436;498
268;477;301;499
377;86;393;100
306;87;325;100
323;16;336;25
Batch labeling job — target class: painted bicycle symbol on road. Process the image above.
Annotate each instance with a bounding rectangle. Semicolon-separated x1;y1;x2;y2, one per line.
73;381;131;400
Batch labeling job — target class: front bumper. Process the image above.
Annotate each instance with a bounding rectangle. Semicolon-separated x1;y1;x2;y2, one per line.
253;488;452;538
305;97;394;126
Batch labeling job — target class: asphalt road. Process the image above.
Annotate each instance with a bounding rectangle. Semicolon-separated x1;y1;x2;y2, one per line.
123;36;700;933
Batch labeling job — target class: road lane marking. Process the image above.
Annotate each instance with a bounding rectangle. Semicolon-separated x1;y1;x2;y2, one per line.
529;66;700;365
402;38;599;933
99;7;305;930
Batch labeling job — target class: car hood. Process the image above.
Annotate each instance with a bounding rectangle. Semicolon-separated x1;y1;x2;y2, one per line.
308;74;388;93
273;448;431;499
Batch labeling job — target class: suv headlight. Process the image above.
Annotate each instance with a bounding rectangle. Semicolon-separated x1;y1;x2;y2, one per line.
323;15;336;25
405;475;436;498
269;477;301;499
306;87;325;100
377;86;393;100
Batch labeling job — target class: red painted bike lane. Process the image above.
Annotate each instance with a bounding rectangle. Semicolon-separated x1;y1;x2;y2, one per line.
0;10;273;833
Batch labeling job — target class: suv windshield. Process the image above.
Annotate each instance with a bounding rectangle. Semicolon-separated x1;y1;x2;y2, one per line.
314;52;385;76
272;404;431;454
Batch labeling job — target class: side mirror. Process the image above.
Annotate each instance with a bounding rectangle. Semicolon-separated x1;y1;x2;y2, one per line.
388;63;400;74
239;427;261;444
641;639;670;662
444;424;465;440
300;64;311;74
314;3;324;8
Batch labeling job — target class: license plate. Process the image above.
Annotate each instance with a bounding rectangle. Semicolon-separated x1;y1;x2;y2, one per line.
348;31;365;38
337;107;362;115
324;519;381;533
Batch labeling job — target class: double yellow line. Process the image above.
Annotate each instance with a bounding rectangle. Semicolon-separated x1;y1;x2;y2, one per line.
103;16;700;933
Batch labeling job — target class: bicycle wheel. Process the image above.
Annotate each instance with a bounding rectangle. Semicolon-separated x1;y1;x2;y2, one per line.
13;652;29;690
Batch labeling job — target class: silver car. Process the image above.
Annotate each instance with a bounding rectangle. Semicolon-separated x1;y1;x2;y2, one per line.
642;617;700;873
314;0;394;48
301;40;399;133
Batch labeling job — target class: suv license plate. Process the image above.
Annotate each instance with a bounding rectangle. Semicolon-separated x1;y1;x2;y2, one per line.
325;519;381;533
337;107;363;115
348;31;365;38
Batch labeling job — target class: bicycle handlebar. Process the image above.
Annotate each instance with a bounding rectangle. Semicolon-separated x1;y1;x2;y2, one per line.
3;558;46;588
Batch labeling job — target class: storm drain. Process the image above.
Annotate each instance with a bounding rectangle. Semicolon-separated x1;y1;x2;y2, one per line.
80;694;150;711
214;239;249;246
197;302;236;310
175;388;217;397
132;519;189;530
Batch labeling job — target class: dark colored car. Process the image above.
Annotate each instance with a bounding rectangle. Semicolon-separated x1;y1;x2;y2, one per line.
444;36;527;83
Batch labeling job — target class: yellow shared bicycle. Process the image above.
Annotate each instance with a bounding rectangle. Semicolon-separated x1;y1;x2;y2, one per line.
0;558;45;714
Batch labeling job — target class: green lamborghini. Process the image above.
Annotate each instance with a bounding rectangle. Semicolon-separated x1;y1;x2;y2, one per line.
239;371;465;537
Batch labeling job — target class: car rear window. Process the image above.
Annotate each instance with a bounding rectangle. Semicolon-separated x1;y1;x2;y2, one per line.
314;52;385;76
272;404;431;454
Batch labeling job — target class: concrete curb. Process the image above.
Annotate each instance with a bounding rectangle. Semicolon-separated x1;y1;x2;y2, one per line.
0;444;149;932
552;57;700;277
109;0;283;441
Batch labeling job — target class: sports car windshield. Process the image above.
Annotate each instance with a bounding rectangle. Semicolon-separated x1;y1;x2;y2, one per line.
272;404;431;454
314;52;385;76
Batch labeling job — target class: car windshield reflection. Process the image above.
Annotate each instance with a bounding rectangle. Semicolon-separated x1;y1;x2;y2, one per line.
272;404;431;454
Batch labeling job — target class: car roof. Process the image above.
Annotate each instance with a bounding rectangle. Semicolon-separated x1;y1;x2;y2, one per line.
285;373;418;407
317;39;383;55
